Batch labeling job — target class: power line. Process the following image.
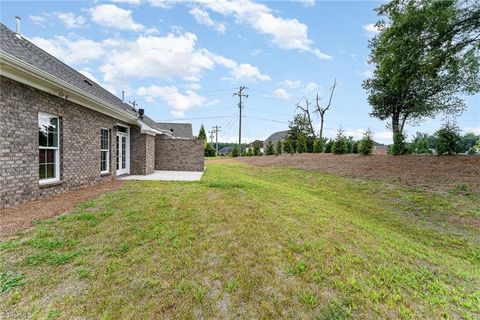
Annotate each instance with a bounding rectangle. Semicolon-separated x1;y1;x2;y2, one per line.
157;115;234;121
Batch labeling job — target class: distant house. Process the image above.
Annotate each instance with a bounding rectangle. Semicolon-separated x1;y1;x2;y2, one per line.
155;122;193;139
373;142;388;155
263;130;288;149
218;146;233;156
0;22;204;208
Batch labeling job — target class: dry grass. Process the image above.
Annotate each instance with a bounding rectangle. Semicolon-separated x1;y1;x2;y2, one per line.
0;161;479;319
235;153;480;195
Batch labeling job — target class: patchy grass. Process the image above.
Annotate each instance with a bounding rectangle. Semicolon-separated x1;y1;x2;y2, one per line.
0;161;479;319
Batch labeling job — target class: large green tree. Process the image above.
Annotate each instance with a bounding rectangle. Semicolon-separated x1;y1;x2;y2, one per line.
286;113;316;141
364;0;480;150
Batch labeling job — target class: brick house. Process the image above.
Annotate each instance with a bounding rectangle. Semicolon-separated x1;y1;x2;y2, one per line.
0;23;204;208
373;142;388;155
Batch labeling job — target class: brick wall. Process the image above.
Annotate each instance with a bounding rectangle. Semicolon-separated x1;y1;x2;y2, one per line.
0;76;137;208
373;146;388;155
130;127;155;175
155;136;204;172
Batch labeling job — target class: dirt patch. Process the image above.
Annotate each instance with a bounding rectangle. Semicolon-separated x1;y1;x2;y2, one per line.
230;154;480;195
0;180;124;240
448;215;480;229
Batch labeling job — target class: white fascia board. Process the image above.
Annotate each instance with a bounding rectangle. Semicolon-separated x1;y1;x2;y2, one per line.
0;51;137;124
137;120;161;136
137;120;174;137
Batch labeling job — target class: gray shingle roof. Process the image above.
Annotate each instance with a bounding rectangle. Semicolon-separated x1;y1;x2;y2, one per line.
265;130;288;144
155;122;193;139
218;146;233;154
0;23;163;131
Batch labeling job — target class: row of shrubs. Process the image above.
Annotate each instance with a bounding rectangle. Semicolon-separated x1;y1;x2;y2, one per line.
222;123;479;157
230;129;376;157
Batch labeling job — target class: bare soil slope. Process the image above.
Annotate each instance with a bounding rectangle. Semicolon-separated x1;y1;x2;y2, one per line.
0;180;124;240
234;154;480;195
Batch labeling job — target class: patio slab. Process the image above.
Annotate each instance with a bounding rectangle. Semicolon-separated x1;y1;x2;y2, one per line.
119;170;204;181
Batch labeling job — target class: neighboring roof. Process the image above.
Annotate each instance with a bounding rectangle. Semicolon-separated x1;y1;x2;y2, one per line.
265;130;289;144
0;23;168;135
156;122;193;139
218;146;233;154
373;141;386;146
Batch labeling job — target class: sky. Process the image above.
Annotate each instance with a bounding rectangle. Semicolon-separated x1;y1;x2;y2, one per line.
1;0;479;144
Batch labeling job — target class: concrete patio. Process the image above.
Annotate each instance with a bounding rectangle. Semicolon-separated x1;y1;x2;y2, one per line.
119;170;204;181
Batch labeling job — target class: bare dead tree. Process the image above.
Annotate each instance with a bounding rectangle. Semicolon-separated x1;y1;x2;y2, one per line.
315;79;337;140
295;97;316;137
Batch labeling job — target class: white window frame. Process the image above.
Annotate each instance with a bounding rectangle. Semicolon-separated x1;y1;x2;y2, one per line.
38;112;60;185
100;128;110;174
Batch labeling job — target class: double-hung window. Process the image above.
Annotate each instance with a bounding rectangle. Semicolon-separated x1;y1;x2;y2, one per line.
101;129;110;173
38;113;60;183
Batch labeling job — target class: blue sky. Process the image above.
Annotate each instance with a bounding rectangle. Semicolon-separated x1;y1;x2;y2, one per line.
1;0;479;143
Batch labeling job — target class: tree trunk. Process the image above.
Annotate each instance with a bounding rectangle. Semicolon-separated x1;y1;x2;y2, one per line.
319;116;324;140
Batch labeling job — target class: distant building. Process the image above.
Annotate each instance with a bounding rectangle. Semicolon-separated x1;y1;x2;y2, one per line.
218;146;233;156
373;142;388;155
155;123;193;139
263;130;288;149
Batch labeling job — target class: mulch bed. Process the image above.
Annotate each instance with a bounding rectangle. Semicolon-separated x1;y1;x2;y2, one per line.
0;180;124;240
234;153;480;195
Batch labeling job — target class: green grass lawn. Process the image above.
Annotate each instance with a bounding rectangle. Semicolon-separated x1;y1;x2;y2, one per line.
1;161;479;319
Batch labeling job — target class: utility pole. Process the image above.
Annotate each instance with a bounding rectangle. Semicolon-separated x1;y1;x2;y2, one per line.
233;86;248;155
208;130;215;144
212;125;221;155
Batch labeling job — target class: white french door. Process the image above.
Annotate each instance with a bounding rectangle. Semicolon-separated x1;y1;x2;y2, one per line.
116;131;129;175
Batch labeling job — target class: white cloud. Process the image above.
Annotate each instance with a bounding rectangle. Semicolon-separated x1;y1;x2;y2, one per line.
150;0;331;60
32;30;268;87
147;0;182;9
100;33;216;84
281;79;302;89
273;88;291;101
189;7;226;34
362;23;380;37
225;63;270;83
89;4;145;32
304;82;318;93
137;85;219;117
464;126;480;135
186;83;202;90
30;36;105;65
30;15;47;27
293;0;316;6
54;12;86;28
112;0;143;4
250;49;263;56
374;130;393;144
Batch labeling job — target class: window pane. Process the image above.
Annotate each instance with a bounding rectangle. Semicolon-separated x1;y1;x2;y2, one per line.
48;131;58;147
39;164;46;179
101;160;106;172
46;164;55;179
39;149;46;164
39;128;48;146
48;117;58;132
46;149;54;163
